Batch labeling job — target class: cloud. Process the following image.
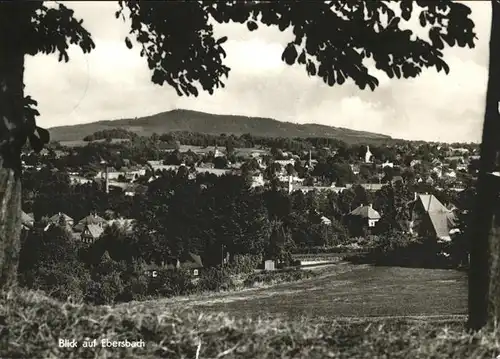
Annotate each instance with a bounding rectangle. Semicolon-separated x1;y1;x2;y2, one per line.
24;1;490;143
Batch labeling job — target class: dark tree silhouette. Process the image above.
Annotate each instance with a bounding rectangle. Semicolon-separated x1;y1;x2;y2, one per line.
0;0;479;320
468;0;500;331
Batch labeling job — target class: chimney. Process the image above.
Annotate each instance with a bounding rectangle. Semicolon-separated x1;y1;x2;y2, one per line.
105;166;109;194
414;192;418;201
369;203;373;209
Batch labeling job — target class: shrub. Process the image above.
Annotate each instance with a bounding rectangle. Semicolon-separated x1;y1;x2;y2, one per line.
291;245;369;255
117;260;151;302
84;270;125;305
225;254;263;275
243;269;316;287
347;232;458;269
198;268;235;292
148;269;195;297
20;260;89;303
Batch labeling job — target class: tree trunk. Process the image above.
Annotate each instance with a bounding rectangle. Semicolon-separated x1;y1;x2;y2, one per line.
467;0;500;330
0;4;30;289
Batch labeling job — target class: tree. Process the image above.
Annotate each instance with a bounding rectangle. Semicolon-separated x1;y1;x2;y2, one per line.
468;0;500;330
0;2;477;300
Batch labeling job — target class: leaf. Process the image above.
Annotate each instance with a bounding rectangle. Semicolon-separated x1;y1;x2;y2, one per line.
282;43;298;66
29;134;43;153
216;36;228;45
36;126;50;145
306;61;316;76
419;12;427;27
393;66;401;79
247;20;258;32
125;37;133;49
298;51;306;65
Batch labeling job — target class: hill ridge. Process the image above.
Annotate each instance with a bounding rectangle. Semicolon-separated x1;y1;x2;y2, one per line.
48;108;393;144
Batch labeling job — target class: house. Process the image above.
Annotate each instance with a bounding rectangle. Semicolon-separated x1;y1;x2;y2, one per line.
445;156;464;164
391;176;404;184
443;170;457;178
320;216;332;225
250;173;265;188
80;224;105;244
275;159;295;167
74;213;107;232
350;164;361;175
48;212;74;227
106;218;135;233
181;253;204;276
348;204;381;228
410;159;422;167
408;193;458;242
164;253;204;276
291;184;346;194
68;175;93;186
349;183;385;192
21;211;34;230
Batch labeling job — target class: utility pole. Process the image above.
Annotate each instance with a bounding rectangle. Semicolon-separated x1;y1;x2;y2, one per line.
221;243;225;267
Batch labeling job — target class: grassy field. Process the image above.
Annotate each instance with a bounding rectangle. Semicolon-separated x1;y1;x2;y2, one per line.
3;263;497;359
120;263;468;322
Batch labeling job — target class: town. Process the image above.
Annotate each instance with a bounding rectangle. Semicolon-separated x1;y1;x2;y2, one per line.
17;127;477;305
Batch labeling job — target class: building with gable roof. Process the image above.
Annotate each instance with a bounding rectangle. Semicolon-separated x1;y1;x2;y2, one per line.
348;204;381;228
81;223;105;244
74;213;107;232
409;193;458;242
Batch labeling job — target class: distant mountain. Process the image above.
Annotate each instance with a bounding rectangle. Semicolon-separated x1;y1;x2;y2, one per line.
48;109;393;145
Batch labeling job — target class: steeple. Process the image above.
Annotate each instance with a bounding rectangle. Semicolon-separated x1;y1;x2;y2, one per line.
365;145;372;163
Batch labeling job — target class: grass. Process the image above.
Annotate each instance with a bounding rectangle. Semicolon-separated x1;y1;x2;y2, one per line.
137;263;467;321
1;287;499;359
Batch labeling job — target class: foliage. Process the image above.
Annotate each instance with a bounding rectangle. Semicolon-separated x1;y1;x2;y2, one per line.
243;268;317;287
3;288;500;359
147;269;195;298
114;1;476;98
347;231;459;269
225;254;263;275
83;128;139;142
198;267;235;292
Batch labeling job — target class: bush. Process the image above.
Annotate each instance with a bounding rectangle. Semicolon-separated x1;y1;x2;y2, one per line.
84;271;125;305
347;232;458;269
225;254;263;275
243;269;316;287
198;268;235;292
148;269;195;297
20;260;89;303
117;260;151;302
291;245;369;255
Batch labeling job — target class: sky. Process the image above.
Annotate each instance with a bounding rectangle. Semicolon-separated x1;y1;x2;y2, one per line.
25;1;491;143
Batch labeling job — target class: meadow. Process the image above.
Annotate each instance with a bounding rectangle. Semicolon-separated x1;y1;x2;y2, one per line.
121;262;468;322
3;263;496;359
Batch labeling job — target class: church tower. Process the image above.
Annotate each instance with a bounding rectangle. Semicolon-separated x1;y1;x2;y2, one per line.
365;145;373;163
